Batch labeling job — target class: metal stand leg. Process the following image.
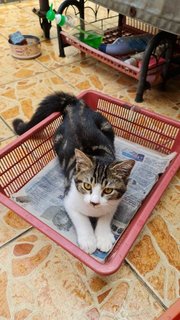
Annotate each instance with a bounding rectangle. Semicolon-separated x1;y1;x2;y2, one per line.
135;31;176;103
57;0;84;57
159;34;177;90
32;0;51;39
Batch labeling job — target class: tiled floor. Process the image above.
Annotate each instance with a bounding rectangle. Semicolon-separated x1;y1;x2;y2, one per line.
0;1;180;319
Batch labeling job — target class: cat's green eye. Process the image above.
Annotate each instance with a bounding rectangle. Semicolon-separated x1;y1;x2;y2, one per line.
104;187;113;194
83;182;92;191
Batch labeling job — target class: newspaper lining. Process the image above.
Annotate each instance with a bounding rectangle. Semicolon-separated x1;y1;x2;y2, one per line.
11;136;176;262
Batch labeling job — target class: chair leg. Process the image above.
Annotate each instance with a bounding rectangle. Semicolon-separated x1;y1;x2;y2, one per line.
57;0;85;57
135;31;175;103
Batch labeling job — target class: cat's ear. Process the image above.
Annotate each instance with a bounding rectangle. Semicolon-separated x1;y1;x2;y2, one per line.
110;160;135;179
75;149;93;172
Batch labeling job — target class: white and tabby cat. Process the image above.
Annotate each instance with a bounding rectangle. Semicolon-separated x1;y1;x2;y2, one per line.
13;92;135;254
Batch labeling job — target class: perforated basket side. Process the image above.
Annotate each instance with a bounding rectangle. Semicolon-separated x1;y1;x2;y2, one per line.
0;115;61;197
96;98;180;154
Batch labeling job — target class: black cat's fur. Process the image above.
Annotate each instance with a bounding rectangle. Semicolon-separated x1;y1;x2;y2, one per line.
13;92;116;192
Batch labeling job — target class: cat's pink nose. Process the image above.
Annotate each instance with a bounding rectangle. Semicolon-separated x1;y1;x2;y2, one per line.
90;201;99;207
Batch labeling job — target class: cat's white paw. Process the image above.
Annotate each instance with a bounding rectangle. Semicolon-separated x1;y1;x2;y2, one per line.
78;234;97;254
96;232;115;252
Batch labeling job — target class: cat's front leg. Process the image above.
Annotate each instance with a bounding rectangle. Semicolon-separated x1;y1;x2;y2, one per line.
95;212;115;252
64;202;97;254
73;214;97;254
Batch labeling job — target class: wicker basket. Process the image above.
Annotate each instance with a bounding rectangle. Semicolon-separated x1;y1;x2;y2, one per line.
9;35;41;59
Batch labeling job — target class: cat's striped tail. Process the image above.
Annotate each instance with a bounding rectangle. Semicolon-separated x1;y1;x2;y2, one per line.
12;91;79;135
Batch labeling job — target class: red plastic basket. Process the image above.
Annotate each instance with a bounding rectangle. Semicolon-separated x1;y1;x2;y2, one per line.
157;299;180;320
0;90;180;275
